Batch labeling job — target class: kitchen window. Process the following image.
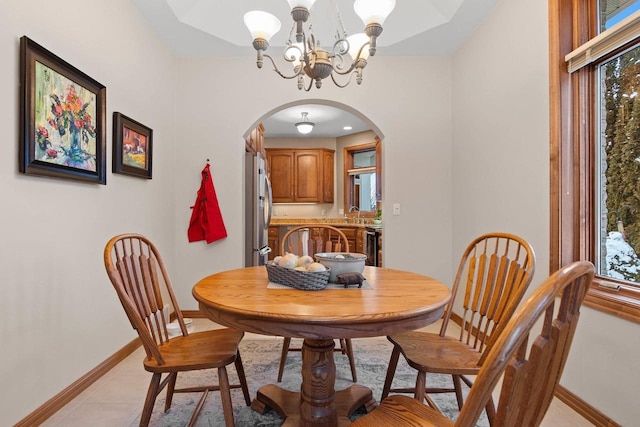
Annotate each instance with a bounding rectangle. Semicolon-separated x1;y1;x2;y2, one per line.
551;0;640;323
344;139;381;214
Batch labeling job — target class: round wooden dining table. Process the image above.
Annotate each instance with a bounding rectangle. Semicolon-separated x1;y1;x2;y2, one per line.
192;265;451;427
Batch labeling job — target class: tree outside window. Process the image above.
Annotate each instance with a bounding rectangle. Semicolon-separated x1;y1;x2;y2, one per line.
598;45;640;282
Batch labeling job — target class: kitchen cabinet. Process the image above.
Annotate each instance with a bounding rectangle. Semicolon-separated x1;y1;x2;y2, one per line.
266;148;334;203
322;149;334;203
326;226;364;254
268;226;279;260
267;150;295;202
245;124;265;154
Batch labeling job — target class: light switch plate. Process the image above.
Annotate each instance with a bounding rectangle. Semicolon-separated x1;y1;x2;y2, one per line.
393;204;401;215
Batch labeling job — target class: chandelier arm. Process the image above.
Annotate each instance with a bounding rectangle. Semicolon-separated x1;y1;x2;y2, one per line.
331;40;370;75
355;42;370;61
331;59;357;76
332;38;349;57
263;54;305;80
330;70;357;88
303;77;315;92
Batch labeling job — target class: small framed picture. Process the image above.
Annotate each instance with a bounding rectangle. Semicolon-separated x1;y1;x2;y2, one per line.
112;112;153;179
19;36;107;184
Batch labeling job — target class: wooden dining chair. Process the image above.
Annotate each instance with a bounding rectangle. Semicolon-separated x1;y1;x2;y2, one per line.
104;233;251;427
381;233;535;423
279;224;350;256
276;224;358;383
353;260;594;427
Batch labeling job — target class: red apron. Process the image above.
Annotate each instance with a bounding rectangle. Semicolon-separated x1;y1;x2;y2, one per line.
188;164;227;244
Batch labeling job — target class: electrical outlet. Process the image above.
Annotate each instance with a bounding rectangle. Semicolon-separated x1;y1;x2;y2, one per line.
393;204;401;215
321;209;326;216
339;209;344;215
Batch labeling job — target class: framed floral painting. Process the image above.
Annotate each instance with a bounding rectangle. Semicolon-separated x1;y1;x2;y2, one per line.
19;36;106;184
112;112;153;179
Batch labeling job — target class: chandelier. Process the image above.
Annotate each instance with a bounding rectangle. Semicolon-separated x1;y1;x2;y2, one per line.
244;0;396;91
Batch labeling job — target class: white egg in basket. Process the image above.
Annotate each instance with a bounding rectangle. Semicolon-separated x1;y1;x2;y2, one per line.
314;252;366;283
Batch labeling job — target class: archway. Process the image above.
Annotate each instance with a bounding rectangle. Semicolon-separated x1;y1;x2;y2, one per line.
243;100;384;266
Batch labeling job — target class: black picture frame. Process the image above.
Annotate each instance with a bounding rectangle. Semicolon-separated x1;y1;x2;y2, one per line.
112;112;153;179
19;36;107;184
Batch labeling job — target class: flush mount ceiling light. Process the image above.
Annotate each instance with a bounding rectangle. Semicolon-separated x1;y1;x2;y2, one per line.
244;0;395;91
295;112;315;134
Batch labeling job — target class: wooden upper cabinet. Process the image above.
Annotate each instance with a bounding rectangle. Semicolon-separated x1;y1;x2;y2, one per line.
245;124;265;154
266;148;334;203
267;150;295;202
322;149;334;203
294;150;322;202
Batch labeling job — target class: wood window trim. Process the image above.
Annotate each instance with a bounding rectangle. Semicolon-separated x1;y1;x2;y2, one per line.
550;0;640;324
343;140;380;217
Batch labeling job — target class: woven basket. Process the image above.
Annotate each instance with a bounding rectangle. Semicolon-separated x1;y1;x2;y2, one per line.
265;261;330;291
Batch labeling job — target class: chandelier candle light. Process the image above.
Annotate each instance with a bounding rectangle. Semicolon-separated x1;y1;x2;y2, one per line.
244;0;395;91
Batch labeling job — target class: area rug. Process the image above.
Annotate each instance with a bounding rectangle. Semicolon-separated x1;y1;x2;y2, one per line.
132;337;489;426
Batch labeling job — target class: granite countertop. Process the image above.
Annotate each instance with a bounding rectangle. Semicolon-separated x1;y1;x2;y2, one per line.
270;217;381;228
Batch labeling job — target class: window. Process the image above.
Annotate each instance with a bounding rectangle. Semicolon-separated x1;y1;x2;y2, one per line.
551;0;640;323
344;139;381;215
597;45;640;283
349;151;377;212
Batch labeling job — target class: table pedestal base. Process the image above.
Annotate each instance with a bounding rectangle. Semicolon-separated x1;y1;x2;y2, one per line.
251;338;377;426
251;383;377;427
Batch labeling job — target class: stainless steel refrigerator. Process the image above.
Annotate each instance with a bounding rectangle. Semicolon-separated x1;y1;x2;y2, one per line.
245;151;272;266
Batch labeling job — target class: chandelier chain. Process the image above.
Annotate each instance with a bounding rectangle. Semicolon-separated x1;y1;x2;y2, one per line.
331;0;349;40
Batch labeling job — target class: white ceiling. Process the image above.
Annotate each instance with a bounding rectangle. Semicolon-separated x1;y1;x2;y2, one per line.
131;0;499;137
262;104;371;138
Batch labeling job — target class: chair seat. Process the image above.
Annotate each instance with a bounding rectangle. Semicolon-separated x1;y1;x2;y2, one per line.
143;328;244;373
351;395;453;426
388;331;482;375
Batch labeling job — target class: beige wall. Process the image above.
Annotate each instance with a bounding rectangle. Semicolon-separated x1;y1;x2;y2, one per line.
452;0;638;424
0;0;177;423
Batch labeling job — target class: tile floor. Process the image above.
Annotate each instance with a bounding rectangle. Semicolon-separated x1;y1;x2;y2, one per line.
42;319;593;426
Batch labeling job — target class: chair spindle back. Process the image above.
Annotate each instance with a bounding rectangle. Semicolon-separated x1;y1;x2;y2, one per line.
441;233;536;359
455;260;594;426
280;225;350;256
104;233;188;364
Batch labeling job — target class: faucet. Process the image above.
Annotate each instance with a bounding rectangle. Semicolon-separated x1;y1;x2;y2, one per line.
348;206;360;224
